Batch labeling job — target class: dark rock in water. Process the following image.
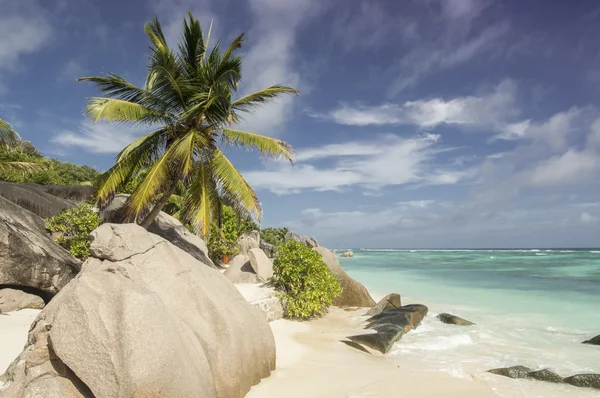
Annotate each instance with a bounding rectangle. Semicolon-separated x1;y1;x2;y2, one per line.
348;304;428;354
582;334;600;345
528;369;564;383
0;196;81;297
564;374;600;390
488;366;533;379
101;194;216;269
0;182;92;219
313;246;375;307
365;293;401;316
437;313;475;326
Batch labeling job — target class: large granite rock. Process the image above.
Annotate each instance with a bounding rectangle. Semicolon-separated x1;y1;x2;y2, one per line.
488;366;532;379
224;255;263;284
437;313;475;326
248;248;273;280
488;366;600;391
314;246;375;307
0;182;93;219
348;304;428;354
1;223;275;398
302;236;318;248
365;293;402;316
528;369;564;383
237;231;260;256
564;374;600;390
260;240;277;258
0;196;81;297
101;194;216;268
0;288;45;312
284;231;302;243
583;334;600;345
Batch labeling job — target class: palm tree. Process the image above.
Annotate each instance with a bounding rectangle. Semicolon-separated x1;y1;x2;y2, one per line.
0;117;43;172
79;13;297;236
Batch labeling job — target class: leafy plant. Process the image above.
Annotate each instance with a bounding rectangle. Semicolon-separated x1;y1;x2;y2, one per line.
79;13;297;234
260;227;289;246
271;240;342;320
46;204;101;259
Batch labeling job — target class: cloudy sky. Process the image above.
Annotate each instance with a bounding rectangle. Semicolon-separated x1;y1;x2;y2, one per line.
2;0;600;248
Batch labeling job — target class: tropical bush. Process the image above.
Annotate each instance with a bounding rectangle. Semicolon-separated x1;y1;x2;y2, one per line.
260;227;289;246
272;240;342;320
46;204;101;259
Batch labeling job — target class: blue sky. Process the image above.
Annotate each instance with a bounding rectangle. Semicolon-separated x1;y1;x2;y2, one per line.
2;0;600;248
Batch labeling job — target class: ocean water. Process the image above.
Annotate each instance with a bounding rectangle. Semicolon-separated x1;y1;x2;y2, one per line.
340;249;600;397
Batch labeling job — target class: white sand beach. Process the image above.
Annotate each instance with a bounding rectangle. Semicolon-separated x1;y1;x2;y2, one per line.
0;309;41;373
247;307;498;398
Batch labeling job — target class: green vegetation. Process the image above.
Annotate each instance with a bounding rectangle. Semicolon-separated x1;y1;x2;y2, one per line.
79;13;297;235
46;204;101;259
260;227;289;246
0;118;45;174
207;205;258;262
272;240;342;320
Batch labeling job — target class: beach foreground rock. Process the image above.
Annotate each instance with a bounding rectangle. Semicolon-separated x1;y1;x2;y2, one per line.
314;246;375;307
0;288;45;312
437;313;475;326
1;223;275;398
224;254;264;284
488;366;600;391
0;196;81;297
582;334;600;345
365;293;402;316
249;248;274;280
348;304;428;354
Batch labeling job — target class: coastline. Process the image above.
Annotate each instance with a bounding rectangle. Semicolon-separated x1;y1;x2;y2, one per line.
247;306;498;397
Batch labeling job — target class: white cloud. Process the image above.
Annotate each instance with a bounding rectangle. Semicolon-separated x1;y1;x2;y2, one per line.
316;80;518;130
244;133;466;194
51;121;147;154
398;200;435;208
580;212;598;224
527;150;600;187
57;60;86;82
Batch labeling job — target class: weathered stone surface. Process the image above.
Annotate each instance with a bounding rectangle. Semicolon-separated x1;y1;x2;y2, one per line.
235;284;283;322
248;248;273;280
0;288;45;312
302;236;318;248
101;194;216;268
237;231;261;256
348;304;428;354
365;293;402;316
582;334;600;345
527;369;564;383
0;196;81;296
341;251;354;258
284;231;302;243
224;255;263;284
0;182;92;219
1;223;276;398
564;374;600;390
488;366;533;379
437;313;475;326
260;241;277;258
314;246;375;307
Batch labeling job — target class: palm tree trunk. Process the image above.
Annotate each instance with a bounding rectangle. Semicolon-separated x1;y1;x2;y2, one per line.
139;182;178;229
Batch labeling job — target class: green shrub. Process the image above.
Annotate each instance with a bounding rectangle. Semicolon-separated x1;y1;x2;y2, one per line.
272;240;342;320
46;204;101;259
260;227;289;246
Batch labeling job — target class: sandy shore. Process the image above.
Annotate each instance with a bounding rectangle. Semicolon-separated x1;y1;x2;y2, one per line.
0;309;41;373
247;307;498;398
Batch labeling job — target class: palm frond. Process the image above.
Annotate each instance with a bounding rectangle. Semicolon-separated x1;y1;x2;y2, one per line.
85;98;171;125
179;12;205;74
211;148;261;221
223;33;245;61
0;117;19;146
221;128;295;163
144;17;169;51
231;85;299;113
0;161;45;173
186;161;220;237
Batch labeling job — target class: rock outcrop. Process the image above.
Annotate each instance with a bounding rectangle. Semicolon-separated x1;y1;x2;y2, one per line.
260;240;277;258
0;196;81;297
237;231;260;256
437;313;475;326
341;250;354;258
347;304;428;354
0;288;45;312
224;255;263;284
101;194;216;268
1;223;275;398
248;248;274;280
583;334;600;345
365;293;402;316
314;246;375;307
0;182;93;219
488;366;600;391
284;231;302;243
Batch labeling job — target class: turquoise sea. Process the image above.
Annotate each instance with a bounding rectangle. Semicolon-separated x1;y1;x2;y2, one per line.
340;249;600;397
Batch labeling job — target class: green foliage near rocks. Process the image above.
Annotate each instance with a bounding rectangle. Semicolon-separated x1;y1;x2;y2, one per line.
0;141;99;185
272;240;342;320
260;227;289;246
46;204;101;259
207;205;244;261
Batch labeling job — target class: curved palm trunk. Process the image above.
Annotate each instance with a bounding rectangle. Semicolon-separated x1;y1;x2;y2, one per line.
139;182;178;228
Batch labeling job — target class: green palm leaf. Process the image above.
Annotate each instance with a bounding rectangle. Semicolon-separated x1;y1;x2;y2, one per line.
0;117;19;147
231;85;299;113
221;128;295;162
